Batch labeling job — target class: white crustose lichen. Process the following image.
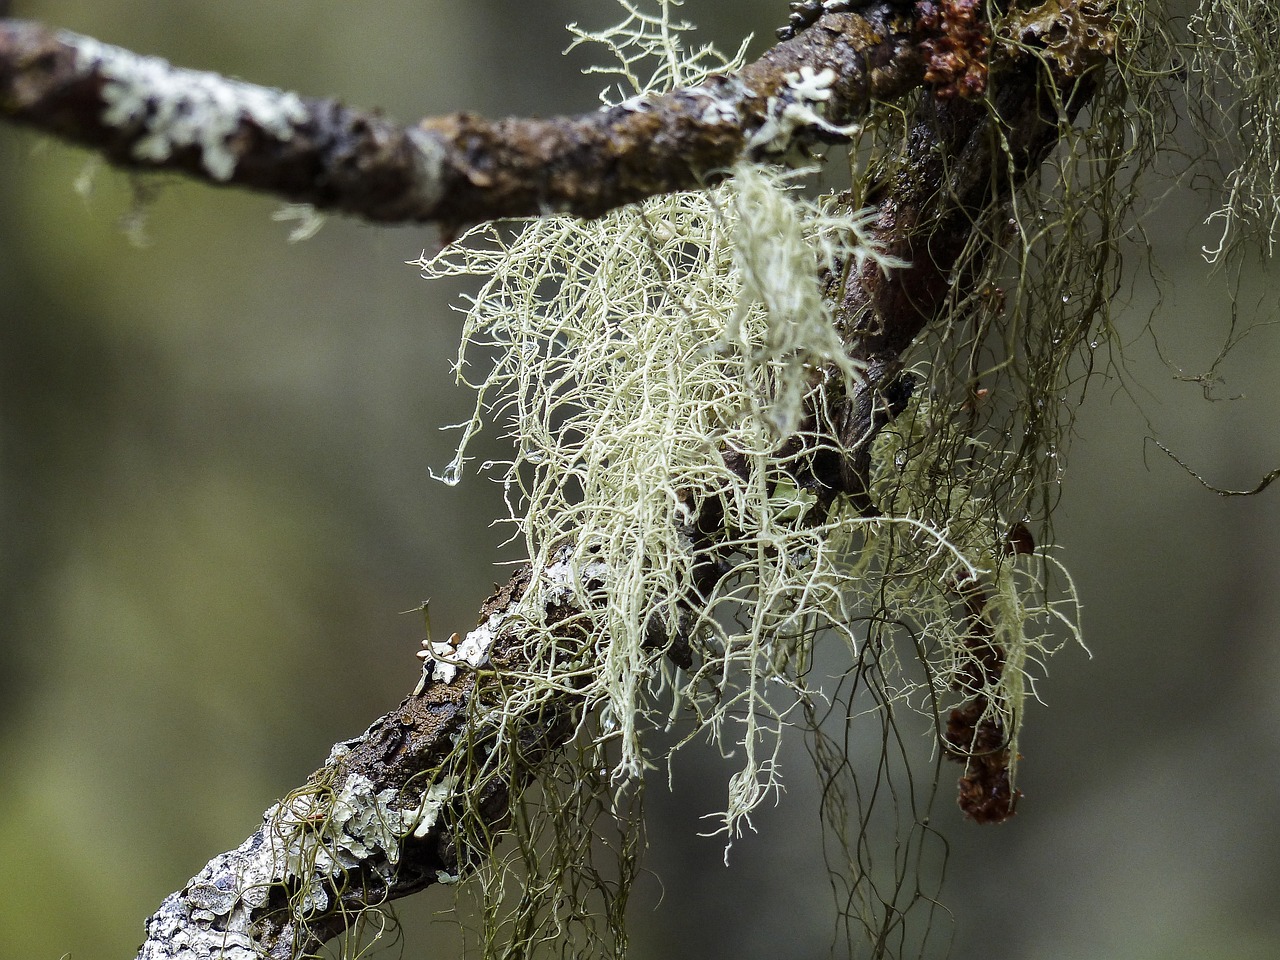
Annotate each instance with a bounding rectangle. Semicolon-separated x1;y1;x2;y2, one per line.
748;65;859;157
69;32;309;181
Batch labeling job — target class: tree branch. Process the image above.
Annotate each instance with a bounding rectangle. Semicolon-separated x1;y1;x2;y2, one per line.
136;562;586;960
0;7;924;232
0;2;1120;956
134;30;1114;960
821;60;1100;510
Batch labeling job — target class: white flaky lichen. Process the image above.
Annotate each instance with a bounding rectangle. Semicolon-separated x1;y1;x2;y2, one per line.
408;775;459;838
419;611;501;685
266;774;423;911
747;64;860;157
138;769;456;960
68;32;308;180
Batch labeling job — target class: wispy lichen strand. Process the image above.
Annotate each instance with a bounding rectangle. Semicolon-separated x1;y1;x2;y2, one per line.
416;160;1080;951
1191;0;1280;260
409;2;1092;956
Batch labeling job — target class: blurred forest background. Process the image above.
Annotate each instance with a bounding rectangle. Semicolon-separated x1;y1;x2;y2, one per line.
2;1;1279;958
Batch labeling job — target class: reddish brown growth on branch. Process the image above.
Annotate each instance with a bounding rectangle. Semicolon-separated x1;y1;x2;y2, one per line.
943;574;1021;823
945;700;1020;823
915;0;991;99
1004;521;1036;557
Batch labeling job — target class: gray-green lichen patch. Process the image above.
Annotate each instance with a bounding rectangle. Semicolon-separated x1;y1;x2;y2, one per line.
137;770;455;958
138;830;279;960
67;32;308;180
408;776;459;838
747;65;859;158
267;773;435;911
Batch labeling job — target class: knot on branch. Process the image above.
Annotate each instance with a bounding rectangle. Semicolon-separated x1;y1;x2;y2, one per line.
945;700;1020;823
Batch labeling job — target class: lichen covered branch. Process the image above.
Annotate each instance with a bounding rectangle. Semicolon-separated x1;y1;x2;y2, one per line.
95;2;1120;956
0;8;924;231
136;562;589;960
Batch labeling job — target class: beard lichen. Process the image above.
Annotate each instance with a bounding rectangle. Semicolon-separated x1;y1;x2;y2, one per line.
406;1;1111;956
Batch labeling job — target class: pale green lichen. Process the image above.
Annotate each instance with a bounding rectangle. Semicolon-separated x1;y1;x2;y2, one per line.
419;157;913;797
565;0;750;105
407;1;1113;956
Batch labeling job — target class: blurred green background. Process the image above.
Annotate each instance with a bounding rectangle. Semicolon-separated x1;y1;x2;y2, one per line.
2;2;1279;958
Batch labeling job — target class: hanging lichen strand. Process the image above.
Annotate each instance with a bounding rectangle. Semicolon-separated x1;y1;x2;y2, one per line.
1190;0;1280;261
405;2;1126;955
